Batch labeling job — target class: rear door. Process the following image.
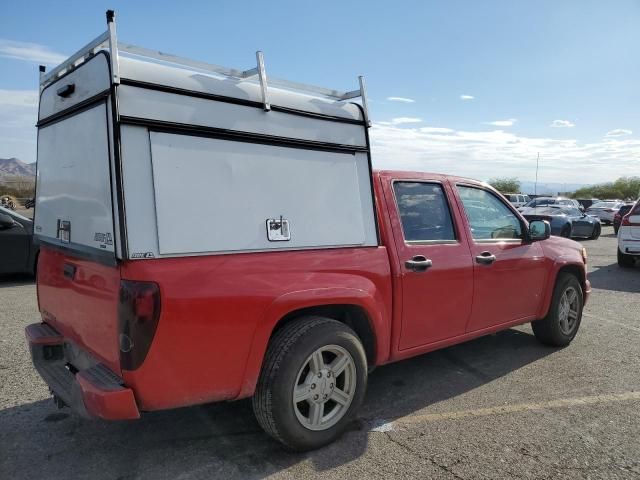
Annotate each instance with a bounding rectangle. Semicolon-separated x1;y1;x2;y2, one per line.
453;183;547;332
35;53;122;373
381;174;474;350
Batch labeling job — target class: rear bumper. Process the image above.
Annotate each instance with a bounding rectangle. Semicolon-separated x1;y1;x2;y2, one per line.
26;323;140;420
618;238;640;255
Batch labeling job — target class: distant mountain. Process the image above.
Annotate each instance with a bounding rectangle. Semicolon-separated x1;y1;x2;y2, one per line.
0;158;36;177
518;180;589;196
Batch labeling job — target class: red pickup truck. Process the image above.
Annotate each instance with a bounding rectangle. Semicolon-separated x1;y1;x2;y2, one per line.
27;170;590;450
27;15;589;451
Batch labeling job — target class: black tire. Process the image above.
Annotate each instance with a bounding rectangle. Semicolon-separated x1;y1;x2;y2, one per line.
253;317;368;451
618;249;635;268
590;223;601;240
560;224;572;238
532;273;583;347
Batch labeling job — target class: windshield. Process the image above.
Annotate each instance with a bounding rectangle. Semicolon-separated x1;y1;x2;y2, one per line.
591;201;618;208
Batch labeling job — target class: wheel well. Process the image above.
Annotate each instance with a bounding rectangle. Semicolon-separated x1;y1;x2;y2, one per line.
557;264;585;289
273;304;376;365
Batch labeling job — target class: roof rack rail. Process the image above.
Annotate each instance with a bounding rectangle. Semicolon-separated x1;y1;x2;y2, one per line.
39;10;371;126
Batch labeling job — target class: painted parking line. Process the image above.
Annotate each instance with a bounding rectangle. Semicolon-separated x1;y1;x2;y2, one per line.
583;312;640;333
372;392;640;430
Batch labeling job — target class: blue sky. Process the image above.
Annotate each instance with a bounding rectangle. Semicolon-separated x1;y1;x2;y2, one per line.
1;0;639;186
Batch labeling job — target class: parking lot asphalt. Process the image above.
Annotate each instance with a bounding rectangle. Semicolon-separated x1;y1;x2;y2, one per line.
1;226;639;479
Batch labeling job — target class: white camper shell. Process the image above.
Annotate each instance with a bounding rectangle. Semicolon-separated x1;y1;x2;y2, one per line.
35;11;377;263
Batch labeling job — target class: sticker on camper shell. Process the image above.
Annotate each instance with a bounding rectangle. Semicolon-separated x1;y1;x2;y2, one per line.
94;232;113;246
131;252;155;259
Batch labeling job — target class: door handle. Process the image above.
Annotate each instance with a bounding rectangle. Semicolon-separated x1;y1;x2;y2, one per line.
63;263;76;280
405;255;433;272
475;251;496;265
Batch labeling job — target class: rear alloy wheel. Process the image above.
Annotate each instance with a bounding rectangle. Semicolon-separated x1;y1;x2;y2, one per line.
618;249;635;268
560;224;572;238
532;273;583;347
253;317;367;451
590;223;601;240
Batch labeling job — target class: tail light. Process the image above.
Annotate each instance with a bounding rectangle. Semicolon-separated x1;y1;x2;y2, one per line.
621;214;640;227
118;280;161;370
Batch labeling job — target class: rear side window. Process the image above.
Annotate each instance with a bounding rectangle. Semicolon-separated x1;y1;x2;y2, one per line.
393;182;456;242
457;186;523;240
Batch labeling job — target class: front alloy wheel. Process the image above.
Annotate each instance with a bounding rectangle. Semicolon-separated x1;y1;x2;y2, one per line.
557;286;580;336
532;273;583;346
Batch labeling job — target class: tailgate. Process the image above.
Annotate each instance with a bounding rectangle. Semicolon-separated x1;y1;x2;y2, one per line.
37;247;122;373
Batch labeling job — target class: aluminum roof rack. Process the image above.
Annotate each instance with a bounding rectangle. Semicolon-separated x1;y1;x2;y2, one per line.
39;10;371;126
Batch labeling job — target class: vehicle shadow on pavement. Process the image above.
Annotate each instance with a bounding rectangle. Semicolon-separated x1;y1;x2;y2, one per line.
0;274;35;288
587;262;640;293
0;328;554;479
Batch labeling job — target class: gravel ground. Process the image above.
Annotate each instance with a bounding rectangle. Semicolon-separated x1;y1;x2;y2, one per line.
1;226;639;479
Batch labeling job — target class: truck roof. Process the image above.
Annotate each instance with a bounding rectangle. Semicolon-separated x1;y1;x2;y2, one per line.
374;170;488;187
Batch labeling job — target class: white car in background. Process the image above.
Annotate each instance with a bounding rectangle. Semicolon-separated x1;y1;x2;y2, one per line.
586;201;625;225
518;196;580;212
504;193;531;209
618;200;640;267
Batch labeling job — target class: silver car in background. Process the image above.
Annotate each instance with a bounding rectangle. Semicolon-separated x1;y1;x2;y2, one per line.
586;201;626;225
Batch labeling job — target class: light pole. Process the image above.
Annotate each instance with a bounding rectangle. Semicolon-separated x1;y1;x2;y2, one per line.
534;152;540;196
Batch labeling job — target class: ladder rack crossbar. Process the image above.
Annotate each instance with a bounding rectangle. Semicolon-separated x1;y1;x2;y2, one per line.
41;31;109;86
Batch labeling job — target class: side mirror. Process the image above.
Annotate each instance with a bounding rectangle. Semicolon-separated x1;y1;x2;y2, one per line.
529;220;550;241
0;213;16;229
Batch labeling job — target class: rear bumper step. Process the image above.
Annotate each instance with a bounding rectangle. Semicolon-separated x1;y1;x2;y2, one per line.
25;323;140;420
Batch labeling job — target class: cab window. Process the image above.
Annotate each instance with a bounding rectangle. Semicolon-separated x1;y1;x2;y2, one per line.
393;182;456;242
457;186;522;240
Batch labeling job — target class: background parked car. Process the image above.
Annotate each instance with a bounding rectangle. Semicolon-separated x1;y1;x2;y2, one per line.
504;193;531;209
613;203;635;234
618;200;640;267
576;198;600;210
521;204;601;239
519;196;581;212
0;206;39;275
585;201;626;225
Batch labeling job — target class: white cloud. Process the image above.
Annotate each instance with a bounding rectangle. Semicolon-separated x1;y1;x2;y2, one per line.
550;119;575;128
484;118;517;127
605;128;632;137
369;123;640;184
0;89;39;163
460;95;475;100
419;127;454;133
377;117;423;126
0;39;66;65
387;96;415;103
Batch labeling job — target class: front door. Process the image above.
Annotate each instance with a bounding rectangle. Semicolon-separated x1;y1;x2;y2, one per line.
567;207;593;237
454;184;548;333
384;178;474;350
